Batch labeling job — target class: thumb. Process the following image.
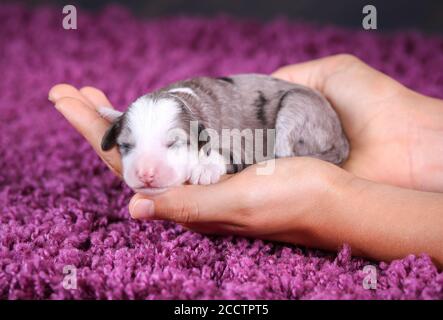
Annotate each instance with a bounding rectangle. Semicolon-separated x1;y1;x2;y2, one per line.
128;182;242;224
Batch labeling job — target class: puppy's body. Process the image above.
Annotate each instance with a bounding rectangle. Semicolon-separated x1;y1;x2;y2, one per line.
164;74;349;166
100;74;349;194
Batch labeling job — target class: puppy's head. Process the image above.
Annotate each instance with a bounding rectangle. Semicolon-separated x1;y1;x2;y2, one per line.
99;93;201;195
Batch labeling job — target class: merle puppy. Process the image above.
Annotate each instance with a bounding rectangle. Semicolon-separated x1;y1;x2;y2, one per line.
99;74;349;195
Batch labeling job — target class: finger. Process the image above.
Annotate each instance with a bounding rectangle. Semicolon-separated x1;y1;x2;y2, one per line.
272;59;324;90
54;97;122;176
218;173;233;182
48;83;94;107
128;182;243;224
271;54;359;92
79;86;115;110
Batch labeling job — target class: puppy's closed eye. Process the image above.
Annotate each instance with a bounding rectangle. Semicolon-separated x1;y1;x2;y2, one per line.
118;142;134;154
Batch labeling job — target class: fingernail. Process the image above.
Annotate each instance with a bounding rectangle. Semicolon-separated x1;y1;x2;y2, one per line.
132;199;155;219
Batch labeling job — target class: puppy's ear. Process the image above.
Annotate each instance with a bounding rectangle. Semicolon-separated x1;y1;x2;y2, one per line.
101;117;123;151
98;106;123;122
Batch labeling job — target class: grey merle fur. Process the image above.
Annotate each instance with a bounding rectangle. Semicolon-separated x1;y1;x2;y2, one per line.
102;74;350;173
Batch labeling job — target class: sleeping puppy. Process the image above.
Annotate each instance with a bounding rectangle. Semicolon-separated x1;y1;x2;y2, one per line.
99;74;349;195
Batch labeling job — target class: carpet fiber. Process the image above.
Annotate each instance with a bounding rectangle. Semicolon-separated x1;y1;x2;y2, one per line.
1;4;443;299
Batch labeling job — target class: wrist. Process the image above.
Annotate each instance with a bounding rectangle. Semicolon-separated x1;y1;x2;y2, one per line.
300;163;358;239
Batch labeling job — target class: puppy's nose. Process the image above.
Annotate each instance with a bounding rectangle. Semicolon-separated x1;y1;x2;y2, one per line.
137;168;155;186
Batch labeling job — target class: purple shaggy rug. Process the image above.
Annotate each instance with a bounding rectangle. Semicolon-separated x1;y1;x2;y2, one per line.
0;4;443;300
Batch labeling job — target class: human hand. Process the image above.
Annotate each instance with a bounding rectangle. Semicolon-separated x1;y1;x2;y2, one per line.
49;53;443;193
48;84;122;177
49;54;443;264
273;54;443;192
48;83;348;241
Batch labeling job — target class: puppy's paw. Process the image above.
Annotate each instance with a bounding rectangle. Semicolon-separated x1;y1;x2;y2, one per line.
189;163;223;185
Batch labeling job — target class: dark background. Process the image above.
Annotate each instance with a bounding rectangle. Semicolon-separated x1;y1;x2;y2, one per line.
9;0;443;34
